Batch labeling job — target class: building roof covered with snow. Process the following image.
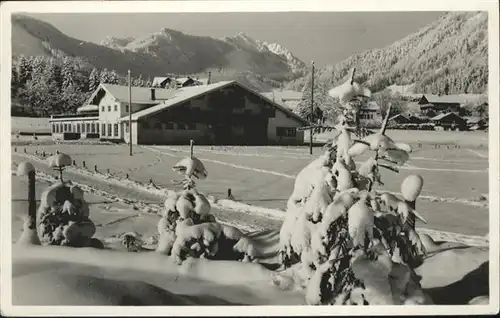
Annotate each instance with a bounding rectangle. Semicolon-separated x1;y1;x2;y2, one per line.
76;104;99;113
86;84;177;105
419;94;483;106
118;80;308;124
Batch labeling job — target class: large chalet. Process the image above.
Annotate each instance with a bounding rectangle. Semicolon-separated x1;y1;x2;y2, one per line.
49;81;309;145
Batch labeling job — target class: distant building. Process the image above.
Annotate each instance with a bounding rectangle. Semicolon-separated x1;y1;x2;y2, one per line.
151;76;208;89
418;94;483;117
430;112;467;131
49;81;308;145
407;114;429;124
388;114;410;127
358;101;382;127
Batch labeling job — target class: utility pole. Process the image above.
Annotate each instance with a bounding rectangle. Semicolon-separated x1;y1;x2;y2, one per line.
128;69;133;156
309;61;315;155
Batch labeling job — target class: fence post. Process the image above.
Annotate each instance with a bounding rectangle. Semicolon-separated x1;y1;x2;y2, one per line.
94;164;98;172
126;173;129;179
24;148;27;153
83;161;86;168
107;168;110;174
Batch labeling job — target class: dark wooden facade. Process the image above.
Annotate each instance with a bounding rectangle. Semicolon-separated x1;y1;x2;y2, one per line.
135;83;303;145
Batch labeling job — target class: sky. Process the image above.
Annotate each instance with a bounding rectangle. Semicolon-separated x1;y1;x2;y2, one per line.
27;11;445;66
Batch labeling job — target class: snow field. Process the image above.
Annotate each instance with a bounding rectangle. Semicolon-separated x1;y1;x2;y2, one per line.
15;142;489;236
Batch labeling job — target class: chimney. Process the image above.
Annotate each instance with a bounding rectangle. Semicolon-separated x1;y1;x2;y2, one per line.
207;71;211;85
150;88;156;101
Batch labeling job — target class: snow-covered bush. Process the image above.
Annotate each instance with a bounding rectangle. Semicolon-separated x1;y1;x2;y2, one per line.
156;153;259;264
33;154;101;248
279;83;431;305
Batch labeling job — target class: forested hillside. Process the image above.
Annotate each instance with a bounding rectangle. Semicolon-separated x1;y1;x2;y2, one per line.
286;12;488;95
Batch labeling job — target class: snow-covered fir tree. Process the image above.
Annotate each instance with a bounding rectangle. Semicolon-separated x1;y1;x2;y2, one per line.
100;68;110;84
108;70;119;84
88;68;100;92
61;57;75;89
17;55;32;86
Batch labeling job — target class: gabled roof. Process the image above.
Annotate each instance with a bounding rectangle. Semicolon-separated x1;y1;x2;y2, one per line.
88;83;177;105
152;77;171;87
77;104;99;113
430;112;464;121
389;114;408;121
118;80;309;125
176;77;193;85
422;94;483;105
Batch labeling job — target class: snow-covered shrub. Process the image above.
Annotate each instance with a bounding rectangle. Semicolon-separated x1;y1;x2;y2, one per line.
279;94;431;305
156;154;259;264
36;179;98;247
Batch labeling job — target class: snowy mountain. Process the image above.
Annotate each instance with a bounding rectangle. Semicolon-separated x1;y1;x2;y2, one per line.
12;15;306;85
264;42;306;75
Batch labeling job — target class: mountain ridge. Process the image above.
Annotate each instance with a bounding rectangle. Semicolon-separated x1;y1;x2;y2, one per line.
12;14;306;90
286;11;488;95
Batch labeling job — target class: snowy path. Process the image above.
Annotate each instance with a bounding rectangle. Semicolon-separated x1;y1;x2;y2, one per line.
148;146;487;174
12;153;488;245
142;147;488;208
467;148;489;159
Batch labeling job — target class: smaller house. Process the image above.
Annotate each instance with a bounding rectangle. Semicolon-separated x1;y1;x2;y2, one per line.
388;114;409;127
464;116;488;131
407;114;429;124
430;113;467;131
152;76;205;89
358;101;382;128
418;94;484;117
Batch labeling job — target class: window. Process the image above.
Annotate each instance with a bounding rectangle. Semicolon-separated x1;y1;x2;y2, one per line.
165;122;174;130
154;123;162;130
91;123;96;133
125;122;129;133
276;127;296;138
114;124;119;136
102;124;106;136
59;124;62;132
52;124;55;133
102;106;105;112
177;123;186;130
82;123;86;133
187;123;196;130
63;123;68;132
87;123;91;132
114;105;118;111
68;124;72;132
107;124;112;136
96;124;100;134
108;105;111;112
125;105;129;113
